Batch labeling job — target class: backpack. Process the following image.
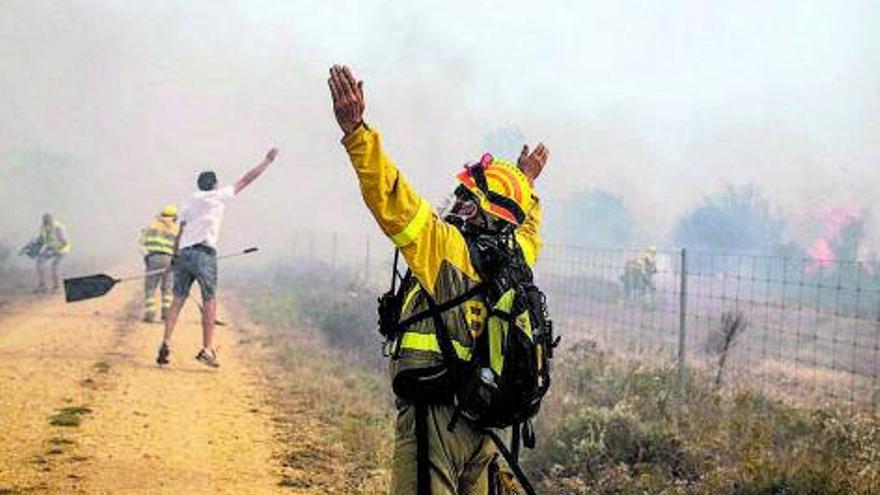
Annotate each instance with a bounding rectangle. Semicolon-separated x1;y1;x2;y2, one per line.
377;229;559;494
456;231;557;429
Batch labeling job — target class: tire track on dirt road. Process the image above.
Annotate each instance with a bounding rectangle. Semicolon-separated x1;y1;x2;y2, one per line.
0;282;288;494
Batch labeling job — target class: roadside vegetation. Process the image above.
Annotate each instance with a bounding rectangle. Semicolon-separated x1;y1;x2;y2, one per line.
47;406;92;428
238;263;879;495
532;342;880;494
233;264;394;493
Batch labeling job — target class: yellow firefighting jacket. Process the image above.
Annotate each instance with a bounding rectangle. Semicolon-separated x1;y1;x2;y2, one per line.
140;217;180;256
342;124;542;387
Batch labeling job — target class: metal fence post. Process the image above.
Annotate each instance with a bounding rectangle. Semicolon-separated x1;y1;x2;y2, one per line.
677;248;688;401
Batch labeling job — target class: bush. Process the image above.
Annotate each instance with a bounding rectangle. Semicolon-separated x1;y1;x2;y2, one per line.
541;404;696;481
247;264;385;371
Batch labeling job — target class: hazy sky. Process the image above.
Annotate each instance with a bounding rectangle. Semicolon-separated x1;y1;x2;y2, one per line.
1;0;877;262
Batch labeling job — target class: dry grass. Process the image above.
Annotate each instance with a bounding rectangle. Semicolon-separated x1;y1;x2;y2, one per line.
234;274;394;494
529;341;880;495
268;330;393;493
556;305;880;411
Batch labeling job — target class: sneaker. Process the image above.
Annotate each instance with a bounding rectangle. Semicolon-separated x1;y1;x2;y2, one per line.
195;348;219;368
143;313;156;323
156;342;170;365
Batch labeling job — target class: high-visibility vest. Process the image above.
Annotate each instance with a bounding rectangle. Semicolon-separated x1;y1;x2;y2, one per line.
40;221;71;253
141;218;180;255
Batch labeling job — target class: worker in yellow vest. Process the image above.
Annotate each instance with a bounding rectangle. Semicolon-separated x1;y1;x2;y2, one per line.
31;213;72;293
139;205;181;322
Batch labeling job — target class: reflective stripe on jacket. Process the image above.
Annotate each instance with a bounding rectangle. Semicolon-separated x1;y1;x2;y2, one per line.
140;218;180;255
341;124;543;381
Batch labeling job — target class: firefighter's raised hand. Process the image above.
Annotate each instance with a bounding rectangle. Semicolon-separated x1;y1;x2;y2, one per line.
328;65;365;135
517;143;549;184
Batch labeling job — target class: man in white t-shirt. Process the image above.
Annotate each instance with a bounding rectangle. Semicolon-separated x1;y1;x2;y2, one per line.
157;147;278;367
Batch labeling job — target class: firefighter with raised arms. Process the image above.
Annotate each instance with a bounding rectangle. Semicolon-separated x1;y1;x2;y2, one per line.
328;65;556;495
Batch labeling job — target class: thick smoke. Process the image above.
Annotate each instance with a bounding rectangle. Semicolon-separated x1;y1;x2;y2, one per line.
0;1;877;272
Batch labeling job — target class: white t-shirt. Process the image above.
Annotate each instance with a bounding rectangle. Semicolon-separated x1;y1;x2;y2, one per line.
179;186;235;249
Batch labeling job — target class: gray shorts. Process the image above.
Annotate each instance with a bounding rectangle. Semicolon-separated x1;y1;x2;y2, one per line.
172;245;218;301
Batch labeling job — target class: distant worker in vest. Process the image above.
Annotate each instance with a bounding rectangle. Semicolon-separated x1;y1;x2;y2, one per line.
329;65;552;495
155;147;279;368
24;213;72;294
621;246;658;304
139;204;181;323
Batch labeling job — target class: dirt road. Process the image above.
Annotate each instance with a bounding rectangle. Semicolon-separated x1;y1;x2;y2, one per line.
0;283;287;494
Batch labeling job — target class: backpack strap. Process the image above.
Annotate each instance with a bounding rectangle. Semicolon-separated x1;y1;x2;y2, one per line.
415;403;431;495
423;291;477;435
483;429;537;495
511;422;521;461
397;284;484;332
412;288;483;495
424;293;463;372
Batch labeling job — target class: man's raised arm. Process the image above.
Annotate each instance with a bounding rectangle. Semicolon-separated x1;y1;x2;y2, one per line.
234;148;279;195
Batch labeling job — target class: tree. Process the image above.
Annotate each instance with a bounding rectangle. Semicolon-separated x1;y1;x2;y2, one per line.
545;189;637;246
672;184;789;255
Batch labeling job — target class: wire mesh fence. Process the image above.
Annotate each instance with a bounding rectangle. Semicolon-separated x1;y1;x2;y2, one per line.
284;229;395;287
541;245;880;411
282;230;880;411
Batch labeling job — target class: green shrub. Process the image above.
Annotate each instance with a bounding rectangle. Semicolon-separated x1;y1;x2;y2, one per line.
48;406;91;427
247;288;299;328
536;404;698;487
268;267;383;370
